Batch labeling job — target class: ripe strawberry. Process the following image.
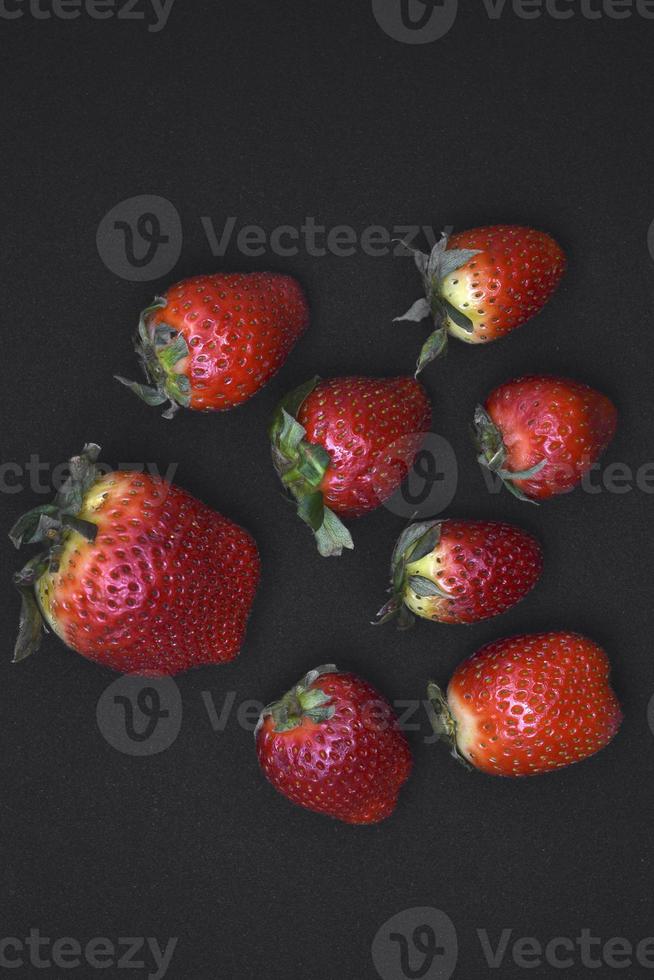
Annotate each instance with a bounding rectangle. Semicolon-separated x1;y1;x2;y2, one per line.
376;519;543;628
270;376;431;556
427;632;622;777
395;226;566;373
116;271;309;418
256;665;412;824
474;375;617;502
10;444;260;674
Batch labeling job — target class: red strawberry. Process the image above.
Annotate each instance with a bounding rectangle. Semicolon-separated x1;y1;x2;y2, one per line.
256;665;412;824
396;226;566;373
428;632;622;777
270;376;431;556
474;375;617;501
116;272;309;418
376;519;543;628
10;444;260;674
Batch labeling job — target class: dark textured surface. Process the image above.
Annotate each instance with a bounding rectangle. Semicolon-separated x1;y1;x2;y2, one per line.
2;3;653;978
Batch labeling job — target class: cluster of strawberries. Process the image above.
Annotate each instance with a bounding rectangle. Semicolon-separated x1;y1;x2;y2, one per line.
11;226;623;825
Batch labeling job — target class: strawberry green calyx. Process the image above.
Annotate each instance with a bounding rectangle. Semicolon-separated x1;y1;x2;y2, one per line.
394;232;482;375
375;520;450;630
256;664;339;735
9;443;101;663
115;297;192;420
473;405;546;504
426;682;472;771
269;377;354;558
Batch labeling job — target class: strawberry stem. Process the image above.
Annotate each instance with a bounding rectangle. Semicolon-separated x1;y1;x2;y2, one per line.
374;520;450;629
426;682;472;771
115;297;191;419
9;443;103;664
257;665;339;734
473;405;544;505
394;232;482;374
269;378;354;558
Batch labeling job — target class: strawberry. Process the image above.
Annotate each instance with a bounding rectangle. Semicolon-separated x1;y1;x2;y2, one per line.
256;665;412;824
10;444;260;674
116;272;309;418
269;376;432;557
376;519;543;628
395;226;566;373
427;632;622;777
474;375;618;502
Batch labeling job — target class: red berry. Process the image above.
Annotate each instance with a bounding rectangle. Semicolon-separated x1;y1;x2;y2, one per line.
474;375;617;501
10;444;260;674
395;225;566;373
256;665;413;824
428;632;622;777
377;519;543;628
270;376;431;556
117;272;309;418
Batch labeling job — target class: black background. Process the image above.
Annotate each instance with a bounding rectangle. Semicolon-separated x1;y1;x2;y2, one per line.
2;2;654;978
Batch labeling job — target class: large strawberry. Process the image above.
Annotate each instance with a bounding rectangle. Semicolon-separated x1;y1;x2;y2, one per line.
116;272;309;418
256;665;412;824
396;226;566;373
376;519;543;628
269;376;431;557
474;375;617;502
427;632;622;777
10;444;260;674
